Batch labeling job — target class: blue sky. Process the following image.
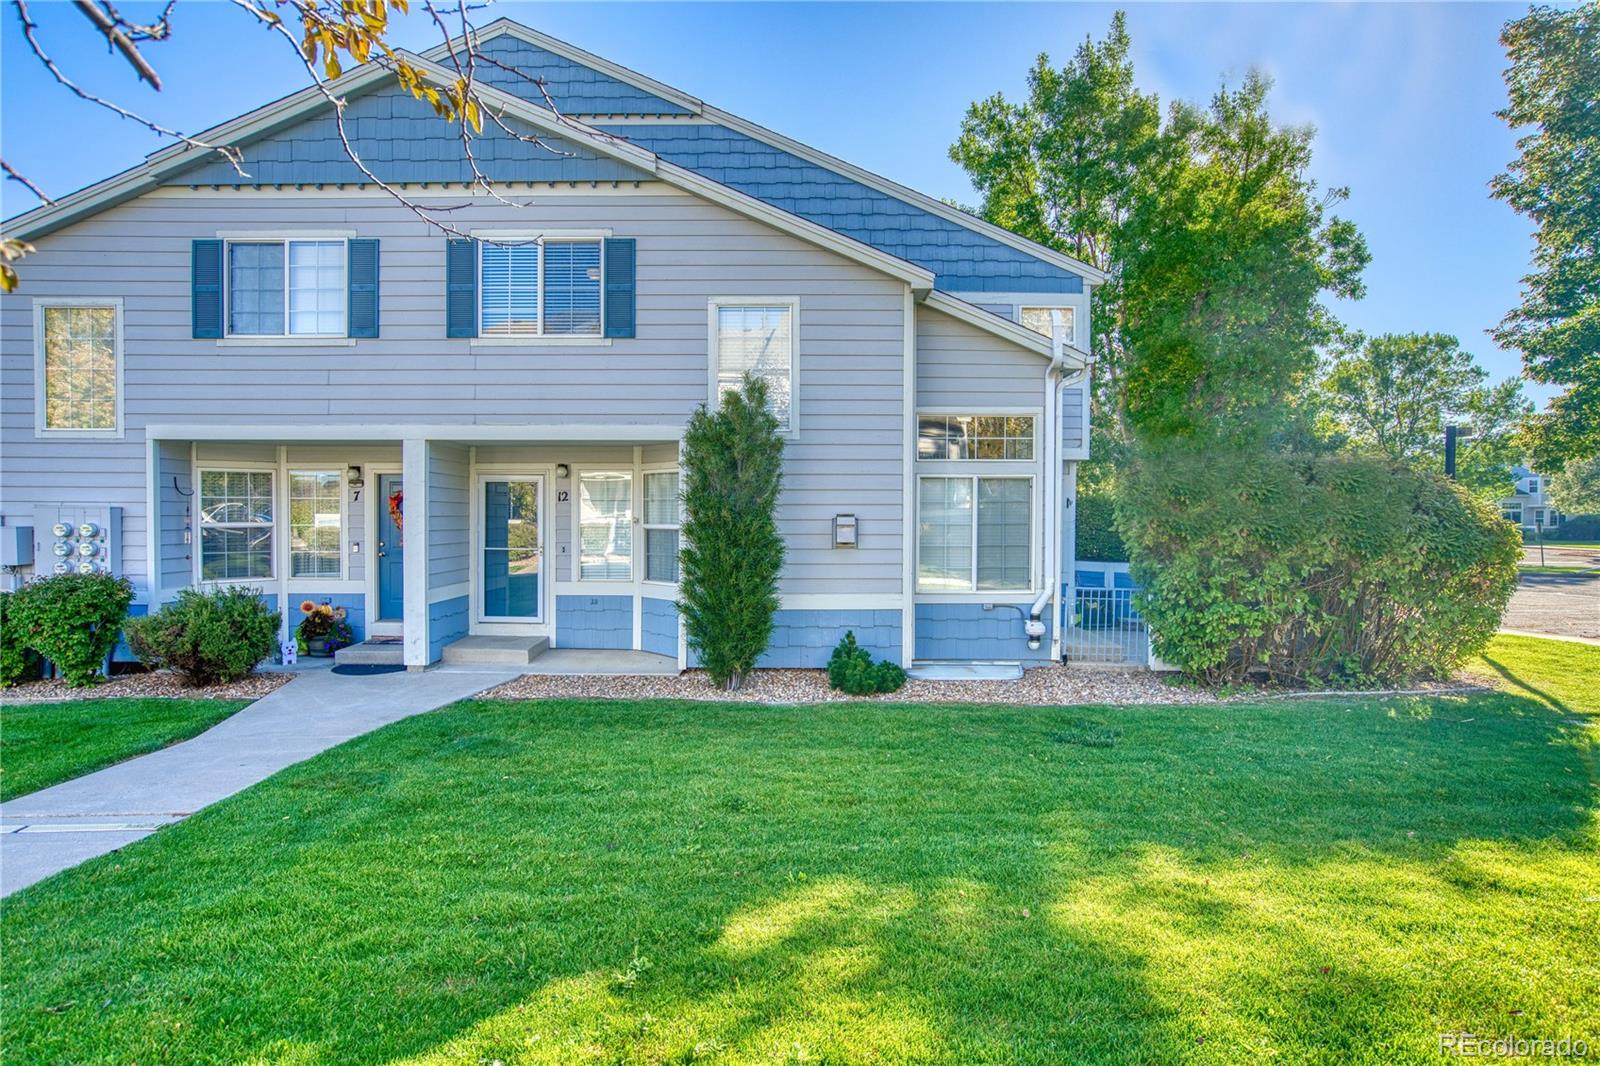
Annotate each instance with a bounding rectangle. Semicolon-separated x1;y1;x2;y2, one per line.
0;1;1545;403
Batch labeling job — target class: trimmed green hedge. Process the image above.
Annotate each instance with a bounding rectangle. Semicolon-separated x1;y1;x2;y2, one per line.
1075;491;1128;562
1118;447;1520;686
6;573;134;687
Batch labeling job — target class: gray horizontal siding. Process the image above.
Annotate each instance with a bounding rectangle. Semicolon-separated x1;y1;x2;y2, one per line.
1;189;908;598
427;442;470;592
916;305;1047;411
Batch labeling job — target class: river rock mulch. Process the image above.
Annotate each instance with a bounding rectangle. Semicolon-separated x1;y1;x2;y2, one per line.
0;670;294;705
480;664;1226;706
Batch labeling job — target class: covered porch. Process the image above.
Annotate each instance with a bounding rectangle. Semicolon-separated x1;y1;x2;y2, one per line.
144;423;688;672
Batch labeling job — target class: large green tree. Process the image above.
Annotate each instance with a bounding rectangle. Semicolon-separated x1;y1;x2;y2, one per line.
1491;2;1600;469
1547;454;1600;516
1322;332;1531;497
1118;73;1369;446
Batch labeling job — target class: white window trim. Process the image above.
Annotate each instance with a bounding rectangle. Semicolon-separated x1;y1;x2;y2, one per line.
194;463;278;586
707;295;801;437
221;235;350;340
32;297;125;439
573;467;635;583
286;468;348;582
473;232;607;340
915;408;1042;463
915;473;1036;595
640;465;682;588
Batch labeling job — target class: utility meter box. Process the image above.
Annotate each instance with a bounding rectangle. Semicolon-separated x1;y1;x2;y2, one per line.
1;525;33;568
31;505;123;577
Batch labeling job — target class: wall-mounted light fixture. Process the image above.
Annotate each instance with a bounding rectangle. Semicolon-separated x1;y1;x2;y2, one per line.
555;463;571;480
347;465;364;489
832;514;858;548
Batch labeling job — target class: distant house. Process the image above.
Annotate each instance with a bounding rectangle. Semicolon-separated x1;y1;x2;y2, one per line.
1499;466;1563;532
0;20;1104;671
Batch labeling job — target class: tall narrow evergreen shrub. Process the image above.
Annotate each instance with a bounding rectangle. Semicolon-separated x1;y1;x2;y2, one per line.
679;374;786;689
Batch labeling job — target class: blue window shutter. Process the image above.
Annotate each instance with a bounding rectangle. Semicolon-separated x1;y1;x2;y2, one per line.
347;239;379;338
446;238;478;338
192;239;223;339
603;238;636;338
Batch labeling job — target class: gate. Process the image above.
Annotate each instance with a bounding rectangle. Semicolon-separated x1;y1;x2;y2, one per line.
1063;563;1149;666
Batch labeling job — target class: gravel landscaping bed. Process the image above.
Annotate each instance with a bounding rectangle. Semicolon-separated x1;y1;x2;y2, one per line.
481;663;1225;706
0;670;293;705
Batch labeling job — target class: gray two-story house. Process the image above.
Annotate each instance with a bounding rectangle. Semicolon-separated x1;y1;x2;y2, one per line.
0;21;1100;671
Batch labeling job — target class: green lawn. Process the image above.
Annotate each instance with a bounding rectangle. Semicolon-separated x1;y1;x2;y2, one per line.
2;640;1596;1064
0;698;248;802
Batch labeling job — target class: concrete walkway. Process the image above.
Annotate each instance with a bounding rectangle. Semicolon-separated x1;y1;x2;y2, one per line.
0;666;514;896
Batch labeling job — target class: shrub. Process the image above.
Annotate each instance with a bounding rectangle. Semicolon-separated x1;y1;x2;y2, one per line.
1553;514;1600;542
0;591;42;687
1117;446;1520;687
680;374;786;690
827;631;907;695
1075;490;1128;562
8;572;134;687
125;586;280;686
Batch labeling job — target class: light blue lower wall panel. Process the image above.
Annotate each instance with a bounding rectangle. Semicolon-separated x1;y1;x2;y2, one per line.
641;597;678;658
915;602;1054;661
556;595;633;650
291;592;367;643
746;609;903;669
427;595;470;662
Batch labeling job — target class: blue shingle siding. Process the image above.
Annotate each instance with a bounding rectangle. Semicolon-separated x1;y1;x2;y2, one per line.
598;123;1084;294
641;596;678;658
556;594;633;649
168;86;653;187
914;602;1053;662
427;595;470;662
744;609;903;669
475;36;693;116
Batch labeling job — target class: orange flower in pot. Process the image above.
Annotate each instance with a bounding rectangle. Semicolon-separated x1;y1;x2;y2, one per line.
296;600;355;657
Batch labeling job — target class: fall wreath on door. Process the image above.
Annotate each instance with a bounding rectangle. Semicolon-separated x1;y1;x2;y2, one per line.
387;487;404;546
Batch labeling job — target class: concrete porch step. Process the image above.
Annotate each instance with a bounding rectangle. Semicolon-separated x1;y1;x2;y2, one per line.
334;640;404;666
442;634;550;666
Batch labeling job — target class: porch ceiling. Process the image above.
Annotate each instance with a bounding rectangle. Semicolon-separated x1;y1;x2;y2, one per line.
144;423;686;445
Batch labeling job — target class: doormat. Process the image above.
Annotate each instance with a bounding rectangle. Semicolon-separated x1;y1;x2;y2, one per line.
331;664;406;676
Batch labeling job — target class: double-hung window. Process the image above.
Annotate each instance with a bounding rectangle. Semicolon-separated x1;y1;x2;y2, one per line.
642;471;681;583
227;239;347;337
918;476;1033;592
578;471;632;580
199;470;275;581
711;299;796;432
34;299;122;436
479;239;602;337
288;471;343;579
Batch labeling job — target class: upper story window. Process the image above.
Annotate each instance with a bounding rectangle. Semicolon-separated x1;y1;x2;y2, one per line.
1020;305;1074;342
918;415;1035;461
712;299;796;432
1526;477;1540;494
228;239;346;337
34;299;122;436
479;240;602;337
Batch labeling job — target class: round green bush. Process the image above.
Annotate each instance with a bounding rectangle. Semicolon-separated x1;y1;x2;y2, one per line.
8;572;134;687
1117;446;1520;686
827;631;907;695
0;590;43;687
125;586;281;686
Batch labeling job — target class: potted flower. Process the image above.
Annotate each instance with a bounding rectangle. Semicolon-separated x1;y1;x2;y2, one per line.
296;600;354;657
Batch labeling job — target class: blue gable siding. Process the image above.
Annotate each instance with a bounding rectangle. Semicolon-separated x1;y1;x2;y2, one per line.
474;35;692;116
169;86;652;187
598;123;1084;294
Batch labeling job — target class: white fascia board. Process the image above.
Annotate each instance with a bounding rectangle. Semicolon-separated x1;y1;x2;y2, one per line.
425;22;1103;286
427;20;706;116
924;291;1088;368
143;423;688;443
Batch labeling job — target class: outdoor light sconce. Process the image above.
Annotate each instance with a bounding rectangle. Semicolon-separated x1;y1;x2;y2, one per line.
832;513;858;548
346;465;364;489
555;463;571;479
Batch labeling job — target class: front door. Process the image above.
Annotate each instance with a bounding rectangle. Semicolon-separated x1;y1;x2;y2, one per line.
377;474;405;621
480;476;544;622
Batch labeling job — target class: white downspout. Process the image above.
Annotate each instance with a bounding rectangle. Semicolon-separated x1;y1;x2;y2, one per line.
1027;311;1068;652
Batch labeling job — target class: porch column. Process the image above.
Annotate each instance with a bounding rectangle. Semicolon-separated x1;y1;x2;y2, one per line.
402;438;429;669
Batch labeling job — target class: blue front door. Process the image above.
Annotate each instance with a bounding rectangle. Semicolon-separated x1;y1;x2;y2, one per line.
377;474;405;621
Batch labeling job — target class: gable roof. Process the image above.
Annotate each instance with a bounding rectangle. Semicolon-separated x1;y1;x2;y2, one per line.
427;21;1107;290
